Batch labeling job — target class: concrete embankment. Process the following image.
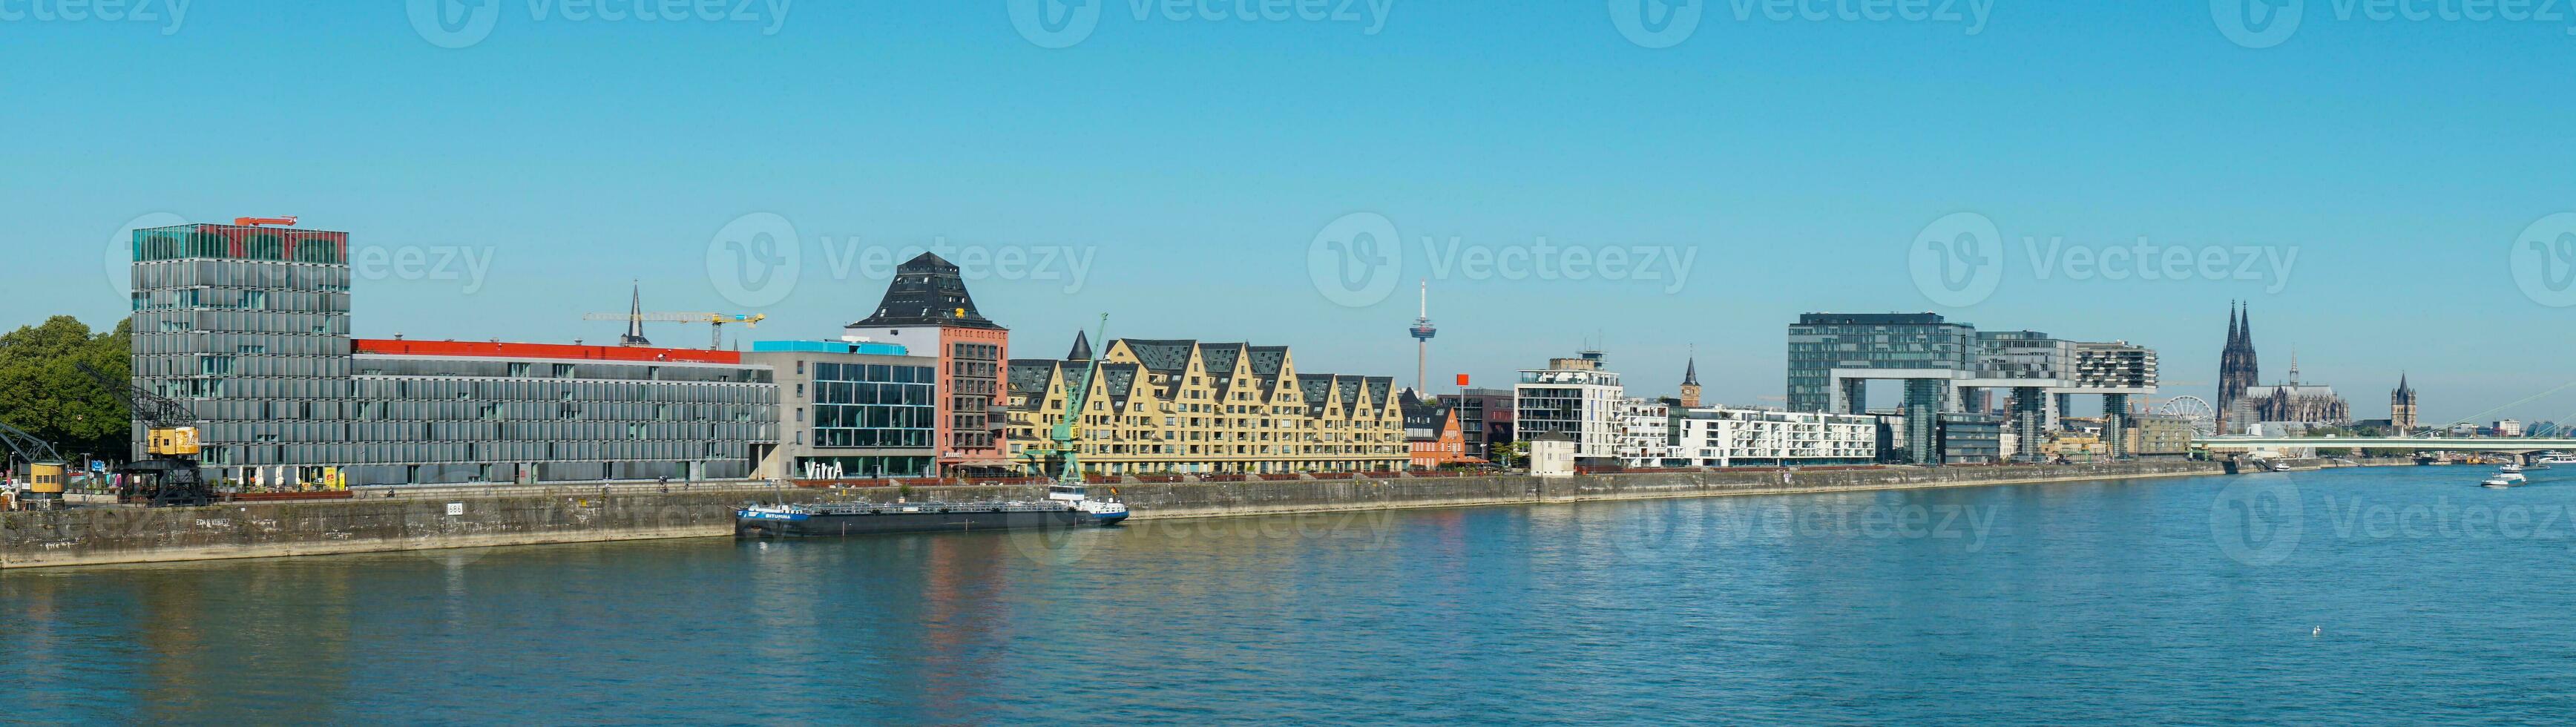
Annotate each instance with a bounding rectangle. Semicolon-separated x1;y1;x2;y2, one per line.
1;461;2227;569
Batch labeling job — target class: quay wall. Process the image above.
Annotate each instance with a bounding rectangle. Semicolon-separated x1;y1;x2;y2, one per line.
1;461;2226;569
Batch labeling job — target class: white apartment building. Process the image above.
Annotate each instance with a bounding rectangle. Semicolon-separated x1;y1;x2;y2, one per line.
1620;404;1879;468
1516;352;1625;461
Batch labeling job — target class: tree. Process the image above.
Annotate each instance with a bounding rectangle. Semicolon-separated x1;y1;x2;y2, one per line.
0;315;132;462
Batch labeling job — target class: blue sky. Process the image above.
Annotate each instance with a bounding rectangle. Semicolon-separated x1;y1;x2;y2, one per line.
6;1;2576;426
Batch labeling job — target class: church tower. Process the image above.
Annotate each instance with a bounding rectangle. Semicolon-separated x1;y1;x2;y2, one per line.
2391;372;2419;435
1678;350;1702;409
2216;301;2262;433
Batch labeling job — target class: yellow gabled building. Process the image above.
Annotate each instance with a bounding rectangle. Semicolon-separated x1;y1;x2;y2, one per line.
1003;333;1408;476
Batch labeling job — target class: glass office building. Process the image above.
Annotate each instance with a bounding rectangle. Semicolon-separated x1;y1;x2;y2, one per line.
745;341;941;480
131;223;781;488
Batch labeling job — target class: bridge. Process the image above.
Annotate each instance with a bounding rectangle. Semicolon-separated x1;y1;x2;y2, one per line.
2192;437;2576;454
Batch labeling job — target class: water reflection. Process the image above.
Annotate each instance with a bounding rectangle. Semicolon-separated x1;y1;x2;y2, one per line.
13;469;2576;723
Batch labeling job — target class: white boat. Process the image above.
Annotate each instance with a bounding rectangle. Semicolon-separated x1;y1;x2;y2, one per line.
1048;483;1130;525
2272;463;2296;472
2500;464;2526;474
2537;455;2576;467
2497;471;2529;483
2483;476;2518;488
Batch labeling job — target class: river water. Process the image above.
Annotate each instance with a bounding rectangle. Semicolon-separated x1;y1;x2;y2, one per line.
6;467;2571;724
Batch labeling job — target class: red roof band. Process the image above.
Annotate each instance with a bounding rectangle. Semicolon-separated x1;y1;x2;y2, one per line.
352;338;746;364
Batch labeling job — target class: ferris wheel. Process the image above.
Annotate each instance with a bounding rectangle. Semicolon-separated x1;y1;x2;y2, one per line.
2155;395;2218;435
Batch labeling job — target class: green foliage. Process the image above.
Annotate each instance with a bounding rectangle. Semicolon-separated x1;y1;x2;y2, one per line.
0;315;131;461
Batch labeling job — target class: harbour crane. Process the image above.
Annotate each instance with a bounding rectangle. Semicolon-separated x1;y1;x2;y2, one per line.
1043;314;1110;486
0;421;71;509
73;361;211;507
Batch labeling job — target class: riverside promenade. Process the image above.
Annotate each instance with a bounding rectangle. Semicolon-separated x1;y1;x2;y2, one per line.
1;461;2229;569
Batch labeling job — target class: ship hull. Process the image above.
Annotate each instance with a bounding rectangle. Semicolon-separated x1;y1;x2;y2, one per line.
735;507;1099;539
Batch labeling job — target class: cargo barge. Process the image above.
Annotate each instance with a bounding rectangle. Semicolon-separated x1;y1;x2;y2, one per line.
735;484;1128;538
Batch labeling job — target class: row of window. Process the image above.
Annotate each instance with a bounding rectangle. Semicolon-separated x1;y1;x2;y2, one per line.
134;257;351;291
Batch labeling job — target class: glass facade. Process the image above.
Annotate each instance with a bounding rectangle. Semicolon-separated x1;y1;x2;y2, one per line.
130;223;782;488
1785;313;1977;414
811;361;936;449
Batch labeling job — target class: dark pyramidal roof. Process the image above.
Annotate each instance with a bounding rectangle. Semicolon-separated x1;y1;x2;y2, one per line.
850;253;1005;330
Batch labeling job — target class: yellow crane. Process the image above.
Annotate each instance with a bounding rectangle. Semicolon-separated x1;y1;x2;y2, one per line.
579;311;767;350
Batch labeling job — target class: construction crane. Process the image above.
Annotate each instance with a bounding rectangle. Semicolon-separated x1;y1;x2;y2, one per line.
1043;314;1110;485
580;282;766;349
579;312;767;350
0;421;71;509
232;216;298;227
74;362;211;507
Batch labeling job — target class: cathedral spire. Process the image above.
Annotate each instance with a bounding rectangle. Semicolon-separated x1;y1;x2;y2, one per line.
619;280;651;346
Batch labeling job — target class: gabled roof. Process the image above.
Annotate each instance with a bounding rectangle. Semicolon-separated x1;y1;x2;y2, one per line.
1200;343;1246;377
1100;363;1140;412
1006;360;1059;395
1121;339;1197;372
1246;346;1289;375
1299;375;1335;409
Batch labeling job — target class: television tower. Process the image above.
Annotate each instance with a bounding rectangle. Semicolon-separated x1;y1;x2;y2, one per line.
1409;279;1437;392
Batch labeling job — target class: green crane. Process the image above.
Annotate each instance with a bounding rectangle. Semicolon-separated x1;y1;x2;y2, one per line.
1051;313;1109;485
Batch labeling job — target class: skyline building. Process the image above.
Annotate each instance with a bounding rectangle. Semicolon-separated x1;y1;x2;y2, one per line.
1786;313;2152;464
2216;302;2262;434
1515;350;1625;462
845;253;1012;475
1002;336;1409;476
